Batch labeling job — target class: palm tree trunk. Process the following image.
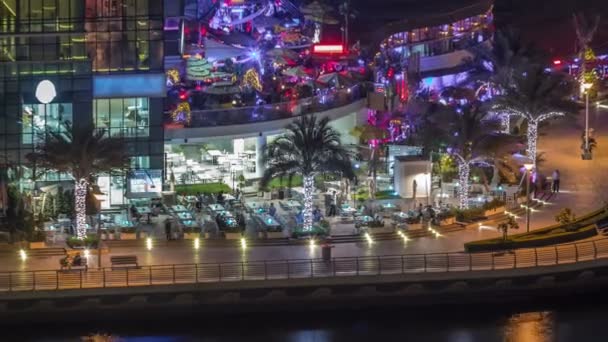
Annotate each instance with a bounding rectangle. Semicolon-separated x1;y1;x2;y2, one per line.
303;175;315;231
526;121;538;163
74;178;88;239
457;162;470;209
368;148;378;199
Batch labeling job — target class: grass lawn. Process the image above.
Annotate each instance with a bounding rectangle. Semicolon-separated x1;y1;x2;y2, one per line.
174;183;231;195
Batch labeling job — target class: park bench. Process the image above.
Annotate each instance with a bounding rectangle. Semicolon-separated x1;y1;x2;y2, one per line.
110;255;139;269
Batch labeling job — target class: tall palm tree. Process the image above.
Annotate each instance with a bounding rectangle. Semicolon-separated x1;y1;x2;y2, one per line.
261;115;355;231
350;124;387;199
431;101;514;209
27;124;129;239
492;65;578;164
470;28;540;132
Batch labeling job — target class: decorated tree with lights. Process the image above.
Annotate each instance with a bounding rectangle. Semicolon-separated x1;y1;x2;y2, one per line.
27;124;129;239
432;101;514;209
492;65;578;164
261;115;355;231
469;28;539;132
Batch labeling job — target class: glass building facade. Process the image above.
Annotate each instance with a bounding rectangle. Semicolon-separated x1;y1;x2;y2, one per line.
0;0;166;207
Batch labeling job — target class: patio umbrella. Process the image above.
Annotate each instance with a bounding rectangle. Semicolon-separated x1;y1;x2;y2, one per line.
266;48;299;60
282;66;311;78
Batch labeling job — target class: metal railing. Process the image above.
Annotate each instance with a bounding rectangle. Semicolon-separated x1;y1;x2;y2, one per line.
2;238;608;293
166;83;369;128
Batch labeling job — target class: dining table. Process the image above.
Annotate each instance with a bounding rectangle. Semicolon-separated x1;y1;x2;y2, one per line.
208;203;226;212
172;205;189;212
256;213;282;230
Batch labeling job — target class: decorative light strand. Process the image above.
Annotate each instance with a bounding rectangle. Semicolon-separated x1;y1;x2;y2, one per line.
74;178;88;239
303;175;315;231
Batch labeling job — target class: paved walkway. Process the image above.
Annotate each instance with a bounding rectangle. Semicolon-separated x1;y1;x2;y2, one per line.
1;103;606;272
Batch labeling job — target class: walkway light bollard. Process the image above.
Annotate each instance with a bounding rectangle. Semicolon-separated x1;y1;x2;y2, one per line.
582;82;593;160
524;163;534;233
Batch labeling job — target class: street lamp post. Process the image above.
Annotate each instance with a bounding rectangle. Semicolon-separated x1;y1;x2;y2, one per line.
524;163;534;233
582;82;593;160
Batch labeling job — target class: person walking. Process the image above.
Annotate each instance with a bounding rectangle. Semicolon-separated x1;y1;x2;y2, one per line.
164;218;172;241
552;169;560;193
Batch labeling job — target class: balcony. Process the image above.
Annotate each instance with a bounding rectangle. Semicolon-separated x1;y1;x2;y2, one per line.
165;84;369;141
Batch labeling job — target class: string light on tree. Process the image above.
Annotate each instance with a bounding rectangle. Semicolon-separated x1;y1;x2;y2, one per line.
242;68;262;92
74;178;88;239
172;102;191;124
302;175;315;231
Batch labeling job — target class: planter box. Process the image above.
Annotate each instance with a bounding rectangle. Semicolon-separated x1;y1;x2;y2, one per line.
100;233;108;240
367;226;393;234
184;232;200;240
204;232;211;239
266;231;284;239
120;233;137;240
107;233;115;240
224;232;242;240
29;241;46;249
440;217;456;226
257;231;265;239
406;223;423;231
484;206;506;217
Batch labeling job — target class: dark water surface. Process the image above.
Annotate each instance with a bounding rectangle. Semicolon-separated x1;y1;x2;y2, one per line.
10;297;608;342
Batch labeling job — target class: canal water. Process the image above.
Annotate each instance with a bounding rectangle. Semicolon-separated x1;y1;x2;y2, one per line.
10;296;608;342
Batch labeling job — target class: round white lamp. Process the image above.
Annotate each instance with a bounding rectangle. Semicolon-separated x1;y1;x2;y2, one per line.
35;80;56;104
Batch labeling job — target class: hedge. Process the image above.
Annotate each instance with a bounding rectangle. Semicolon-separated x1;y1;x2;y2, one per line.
464;225;597;252
175;183;231;196
465;207;608;252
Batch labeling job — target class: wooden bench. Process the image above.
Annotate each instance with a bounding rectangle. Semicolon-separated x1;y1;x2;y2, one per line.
110;255;139;269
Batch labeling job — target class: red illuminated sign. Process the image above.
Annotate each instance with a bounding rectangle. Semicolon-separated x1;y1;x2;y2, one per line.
312;44;345;54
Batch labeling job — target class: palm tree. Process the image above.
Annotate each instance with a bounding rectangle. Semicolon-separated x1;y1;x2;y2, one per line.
350;124;387;199
431;101;514;209
27;124;129;239
470;28;540;132
492;65;578;164
261;115;355;231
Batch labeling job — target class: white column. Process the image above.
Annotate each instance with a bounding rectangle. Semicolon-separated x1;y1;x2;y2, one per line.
233;138;245;155
256;134;266;178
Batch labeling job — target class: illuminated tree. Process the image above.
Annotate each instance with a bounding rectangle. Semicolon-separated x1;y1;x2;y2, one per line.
431;102;514;209
242;68;262;92
172;102;192;125
27;124;129;239
492;66;577;163
261;116;355;231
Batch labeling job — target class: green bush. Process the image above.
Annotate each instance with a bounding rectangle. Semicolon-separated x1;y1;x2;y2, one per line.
66;236;99;249
175;183;231;196
27;229;46;242
465;224;597;252
454;207;485;222
121;227;136;234
183;227;202;234
292;225;329;239
354;189;401;201
483;198;506;211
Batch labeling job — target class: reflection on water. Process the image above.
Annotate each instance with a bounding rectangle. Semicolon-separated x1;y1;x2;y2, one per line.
504;311;554;342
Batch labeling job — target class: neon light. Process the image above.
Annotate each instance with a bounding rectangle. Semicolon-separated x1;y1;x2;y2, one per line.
312;44;344;54
553;60;562;65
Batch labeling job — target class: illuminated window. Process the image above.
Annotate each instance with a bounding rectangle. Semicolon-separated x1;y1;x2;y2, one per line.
93;97;149;137
21;103;73;144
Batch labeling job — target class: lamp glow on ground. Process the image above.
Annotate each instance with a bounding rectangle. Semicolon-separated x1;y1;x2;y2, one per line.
240;237;247;249
84;249;90;258
396;230;409;243
194;237;200;250
146;237;153;251
364;232;373;244
19;249;27;261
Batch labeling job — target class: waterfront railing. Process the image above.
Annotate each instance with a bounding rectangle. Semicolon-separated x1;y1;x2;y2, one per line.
1;238;607;292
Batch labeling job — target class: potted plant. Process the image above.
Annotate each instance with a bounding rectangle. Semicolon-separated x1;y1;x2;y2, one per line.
497;216;519;243
66;236;99;249
555;208;577;231
28;230;47;249
100;229;108;240
405;216;422;230
183;227;202;240
437;211;456;226
107;228;116;240
119;227;137;240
